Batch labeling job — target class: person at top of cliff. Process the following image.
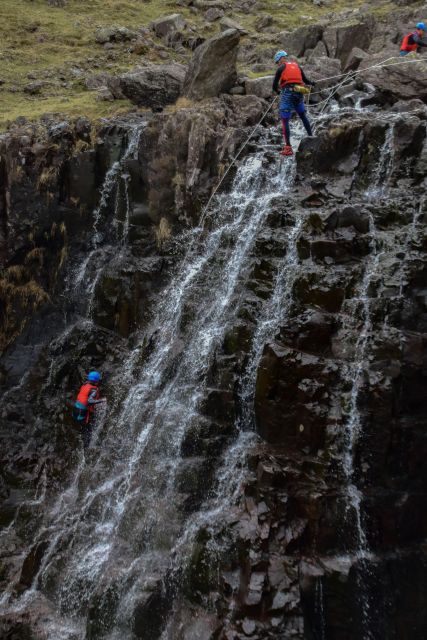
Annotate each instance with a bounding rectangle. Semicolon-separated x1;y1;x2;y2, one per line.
400;23;427;56
72;371;106;449
272;50;315;157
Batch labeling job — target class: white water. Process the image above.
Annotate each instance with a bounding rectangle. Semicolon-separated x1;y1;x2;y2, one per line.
0;126;303;637
339;126;398;638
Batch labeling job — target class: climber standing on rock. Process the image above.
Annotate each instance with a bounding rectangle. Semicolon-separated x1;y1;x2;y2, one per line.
72;371;106;449
272;50;315;157
400;22;427;55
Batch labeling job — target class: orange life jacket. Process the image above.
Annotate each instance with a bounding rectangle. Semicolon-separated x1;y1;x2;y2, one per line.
76;383;99;410
400;32;418;52
280;62;304;88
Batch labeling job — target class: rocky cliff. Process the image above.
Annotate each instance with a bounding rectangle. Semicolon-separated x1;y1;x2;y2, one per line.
1;6;427;640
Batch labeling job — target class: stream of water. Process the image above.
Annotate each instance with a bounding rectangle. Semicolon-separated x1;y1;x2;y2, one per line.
0;123;305;638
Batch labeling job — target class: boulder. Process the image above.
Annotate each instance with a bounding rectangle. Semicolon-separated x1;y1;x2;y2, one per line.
255;14;273;31
304;56;342;89
23;81;48;95
357;54;427;103
96;87;114;102
307;39;328;60
183;29;240;100
95;26;135;44
219;16;247;34
150;13;186;39
244;75;274;99
119;64;186;108
323;19;375;67
278;25;323;58
205;7;224;21
344;46;369;72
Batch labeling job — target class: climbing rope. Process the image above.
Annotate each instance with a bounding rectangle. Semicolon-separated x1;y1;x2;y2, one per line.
200;55;426;219
200;96;278;221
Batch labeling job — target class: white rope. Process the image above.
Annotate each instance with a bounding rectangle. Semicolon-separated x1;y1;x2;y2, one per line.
310;55;425;93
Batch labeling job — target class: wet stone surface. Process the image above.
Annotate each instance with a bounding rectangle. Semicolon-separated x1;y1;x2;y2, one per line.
1;60;427;640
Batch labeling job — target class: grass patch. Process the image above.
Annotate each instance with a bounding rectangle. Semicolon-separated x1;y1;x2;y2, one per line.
0;0;397;129
0;91;134;131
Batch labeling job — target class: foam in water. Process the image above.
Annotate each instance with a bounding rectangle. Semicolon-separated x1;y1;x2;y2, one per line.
0;129;302;637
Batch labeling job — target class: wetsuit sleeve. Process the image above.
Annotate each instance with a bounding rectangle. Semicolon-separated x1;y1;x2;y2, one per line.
87;389;103;405
272;64;285;93
410;33;427;47
301;68;315;86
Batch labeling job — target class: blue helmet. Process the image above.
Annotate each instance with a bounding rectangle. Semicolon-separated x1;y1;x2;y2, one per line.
416;22;426;30
274;50;288;63
87;371;101;382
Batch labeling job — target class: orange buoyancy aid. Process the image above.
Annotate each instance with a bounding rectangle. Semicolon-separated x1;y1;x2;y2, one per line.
280;62;304;88
401;32;418;52
76;383;99;409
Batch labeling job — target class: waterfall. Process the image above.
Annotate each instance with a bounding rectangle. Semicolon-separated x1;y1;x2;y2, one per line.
0;127;301;637
338;124;397;637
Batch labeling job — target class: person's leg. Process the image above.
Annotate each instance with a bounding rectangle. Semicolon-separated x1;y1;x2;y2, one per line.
296;101;313;136
299;112;313;135
279;89;294;148
399;50;408;56
281;116;291;145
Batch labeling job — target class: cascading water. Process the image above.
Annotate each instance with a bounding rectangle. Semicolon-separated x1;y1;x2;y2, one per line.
0;124;303;638
338;122;396;638
0;123;145;627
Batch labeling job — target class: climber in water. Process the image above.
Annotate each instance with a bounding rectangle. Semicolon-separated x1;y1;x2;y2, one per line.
72;371;106;449
272;50;315;157
400;22;427;55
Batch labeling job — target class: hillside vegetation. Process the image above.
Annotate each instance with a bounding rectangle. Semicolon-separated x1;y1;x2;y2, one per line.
0;0;394;129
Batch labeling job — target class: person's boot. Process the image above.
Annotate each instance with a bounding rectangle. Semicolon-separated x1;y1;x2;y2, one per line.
280;145;293;157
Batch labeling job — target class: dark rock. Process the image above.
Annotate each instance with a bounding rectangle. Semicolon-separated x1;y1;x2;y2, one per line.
278;25;323;58
95;26;135;44
150;13;186;38
184;29;240;100
204;7;224;21
323;18;375;67
220;17;247;34
344;46;369;71
23;81;47;95
119;64;186;108
244;76;274;99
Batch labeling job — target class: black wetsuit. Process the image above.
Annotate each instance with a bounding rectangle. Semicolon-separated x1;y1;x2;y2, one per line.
407;33;427;48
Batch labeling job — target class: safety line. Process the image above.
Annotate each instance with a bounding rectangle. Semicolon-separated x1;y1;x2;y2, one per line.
200;95;278;222
311;55;426;93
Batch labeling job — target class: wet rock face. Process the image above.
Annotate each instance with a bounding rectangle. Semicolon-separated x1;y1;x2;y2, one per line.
2;37;427;640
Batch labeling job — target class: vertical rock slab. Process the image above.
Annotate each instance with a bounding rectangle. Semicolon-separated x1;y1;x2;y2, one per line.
183;29;240;100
